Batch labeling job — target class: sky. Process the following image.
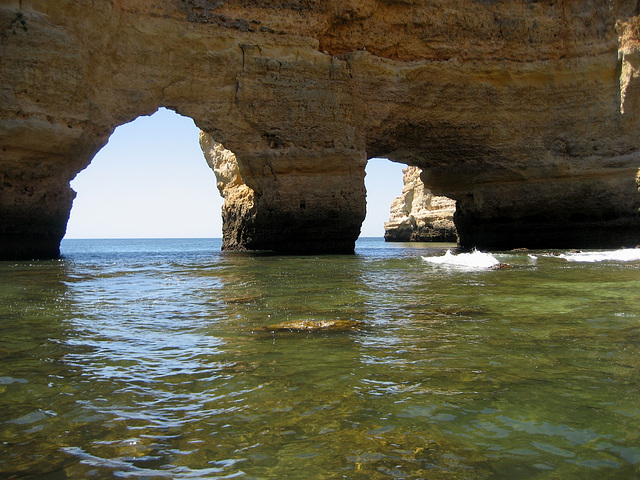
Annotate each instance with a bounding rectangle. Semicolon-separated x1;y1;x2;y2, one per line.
65;108;406;239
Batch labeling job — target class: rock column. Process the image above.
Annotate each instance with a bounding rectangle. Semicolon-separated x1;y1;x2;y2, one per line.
0;172;74;260
384;166;457;242
201;134;366;253
204;40;367;253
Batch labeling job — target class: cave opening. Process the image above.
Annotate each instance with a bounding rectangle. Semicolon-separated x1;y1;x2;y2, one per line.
64;108;224;240
361;157;406;238
65;117;457;246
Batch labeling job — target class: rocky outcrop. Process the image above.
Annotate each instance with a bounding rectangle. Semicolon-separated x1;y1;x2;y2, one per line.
1;1;639;258
199;133;257;251
384;166;457;242
199;132;364;253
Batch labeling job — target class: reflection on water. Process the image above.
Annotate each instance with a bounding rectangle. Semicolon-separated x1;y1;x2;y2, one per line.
0;238;639;479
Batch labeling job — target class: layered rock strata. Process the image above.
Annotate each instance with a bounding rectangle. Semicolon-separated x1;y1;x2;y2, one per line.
384;166;457;242
1;1;639;258
199;132;363;252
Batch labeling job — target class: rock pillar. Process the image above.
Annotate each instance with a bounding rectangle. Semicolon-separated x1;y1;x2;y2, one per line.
201;134;366;253
449;155;640;250
0;133;105;259
0;173;74;260
384;166;457;243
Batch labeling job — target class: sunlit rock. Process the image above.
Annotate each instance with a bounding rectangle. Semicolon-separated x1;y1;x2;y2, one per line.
1;1;639;258
200;133;257;251
384;166;457;242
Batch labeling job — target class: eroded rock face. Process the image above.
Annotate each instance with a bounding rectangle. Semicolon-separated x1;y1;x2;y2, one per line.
384;166;457;242
1;1;639;258
199;133;257;251
199;131;365;253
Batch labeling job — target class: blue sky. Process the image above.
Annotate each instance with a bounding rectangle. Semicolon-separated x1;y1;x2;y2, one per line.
65;108;405;239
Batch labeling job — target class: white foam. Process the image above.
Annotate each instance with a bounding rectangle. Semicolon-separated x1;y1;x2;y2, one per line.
557;248;640;263
422;249;501;270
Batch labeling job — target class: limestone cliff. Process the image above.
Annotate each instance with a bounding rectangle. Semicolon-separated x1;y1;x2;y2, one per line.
384;166;457;243
199;133;257;250
1;1;639;258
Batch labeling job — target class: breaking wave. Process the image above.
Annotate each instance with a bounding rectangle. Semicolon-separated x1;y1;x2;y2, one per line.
557;248;640;263
422;249;501;270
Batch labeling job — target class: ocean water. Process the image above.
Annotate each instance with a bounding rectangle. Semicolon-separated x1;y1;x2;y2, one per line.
1;237;639;479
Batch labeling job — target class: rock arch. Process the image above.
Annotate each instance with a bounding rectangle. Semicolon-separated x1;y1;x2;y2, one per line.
65;108;222;239
1;1;639;258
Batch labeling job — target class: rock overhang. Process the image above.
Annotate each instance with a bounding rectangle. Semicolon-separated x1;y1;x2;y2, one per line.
0;1;639;258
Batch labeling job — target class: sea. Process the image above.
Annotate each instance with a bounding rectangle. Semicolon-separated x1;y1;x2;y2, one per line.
1;237;639;479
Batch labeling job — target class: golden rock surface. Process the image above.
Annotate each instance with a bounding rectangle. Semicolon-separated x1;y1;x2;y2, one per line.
1;1;639;257
384;166;457;242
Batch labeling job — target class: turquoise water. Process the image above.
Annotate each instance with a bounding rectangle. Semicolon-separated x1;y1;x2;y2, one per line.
1;238;639;479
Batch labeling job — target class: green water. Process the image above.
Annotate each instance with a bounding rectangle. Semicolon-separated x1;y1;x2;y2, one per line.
1;238;639;479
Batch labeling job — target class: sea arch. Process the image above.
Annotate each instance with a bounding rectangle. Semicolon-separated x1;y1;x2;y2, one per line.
1;1;639;259
65;109;224;240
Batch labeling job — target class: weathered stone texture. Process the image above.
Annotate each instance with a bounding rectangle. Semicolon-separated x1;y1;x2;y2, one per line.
384;166;457;242
1;1;639;257
199;133;257;251
200;132;365;252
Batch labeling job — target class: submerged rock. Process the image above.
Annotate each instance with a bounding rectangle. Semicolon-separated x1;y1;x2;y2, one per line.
223;294;261;304
491;263;512;270
424;305;485;316
265;320;363;333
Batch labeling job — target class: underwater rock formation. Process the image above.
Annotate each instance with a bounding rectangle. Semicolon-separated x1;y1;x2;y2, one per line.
1;1;639;258
384;166;457;242
265;320;364;333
